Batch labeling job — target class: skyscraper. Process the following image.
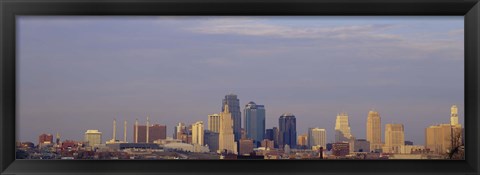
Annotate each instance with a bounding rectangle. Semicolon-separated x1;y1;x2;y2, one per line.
244;101;266;147
426;105;463;154
174;122;186;139
265;129;274;141
279;113;297;149
38;133;53;145
366;110;382;151
219;104;237;154
149;124;167;143
384;124;405;153
335;112;353;143
425;124;462;154
204;130;219;152
239;139;254;155
273;127;280;148
308;128;327;149
222;94;241;141
192;121;205;146
133;124;167;143
451;105;459;125
84;130;102;146
208;114;221;133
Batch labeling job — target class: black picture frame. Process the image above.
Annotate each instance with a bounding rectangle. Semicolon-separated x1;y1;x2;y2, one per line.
1;0;479;174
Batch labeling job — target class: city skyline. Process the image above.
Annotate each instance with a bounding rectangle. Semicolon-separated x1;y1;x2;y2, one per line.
17;16;464;146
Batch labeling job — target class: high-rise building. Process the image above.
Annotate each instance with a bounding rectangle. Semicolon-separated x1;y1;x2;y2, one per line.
451;105;459;125
244;101;266;147
353;139;370;153
384;124;405;153
265;129;274;140
366;110;382;151
425;124;462;154
265;127;280;148
149;124;167;143
273;127;280;148
219;104;237;154
38;133;53;145
133;124;167;143
308;128;327;149
204;130;219;152
222;94;241;141
335;112;353;143
261;139;275;150
297;134;308;148
84;130;102;146
239;139;254;155
192;121;204;145
174;122;186;139
279;113;297;149
208;114;221;133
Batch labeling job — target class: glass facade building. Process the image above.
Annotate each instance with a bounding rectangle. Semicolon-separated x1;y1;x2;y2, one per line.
278;113;297;149
244;101;266;147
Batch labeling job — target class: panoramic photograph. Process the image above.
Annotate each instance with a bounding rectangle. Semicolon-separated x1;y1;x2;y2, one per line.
16;16;464;160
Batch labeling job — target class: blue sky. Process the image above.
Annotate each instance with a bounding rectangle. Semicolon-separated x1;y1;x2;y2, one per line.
17;16;464;145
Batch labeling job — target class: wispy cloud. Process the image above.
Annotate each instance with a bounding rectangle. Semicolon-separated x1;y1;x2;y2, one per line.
188;18;402;40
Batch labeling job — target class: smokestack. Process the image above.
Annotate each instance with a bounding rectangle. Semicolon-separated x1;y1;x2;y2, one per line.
146;116;150;143
113;118;117;141
135;118;138;143
124;120;127;143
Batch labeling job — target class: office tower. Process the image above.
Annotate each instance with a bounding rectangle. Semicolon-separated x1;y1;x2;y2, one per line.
239;139;254;155
219;104;237;154
425;124;462;154
192;121;205;145
133;123;166;143
335;112;353;143
265;129;274;140
273;127;280;148
353;139;370;152
241;128;247;139
451;105;459;125
279;113;297;149
222;94;241;141
297;134;308;148
84;130;102;146
384;124;405;153
261;139;275;150
38;133;53;145
174;122;186;139
308;128;327;149
204;130;219;152
244;101;266;147
124;120;127;143
366;110;382;151
149;124;167;143
208;114;221;133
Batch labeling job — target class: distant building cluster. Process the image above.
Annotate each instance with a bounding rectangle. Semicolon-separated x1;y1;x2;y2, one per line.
17;94;464;160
